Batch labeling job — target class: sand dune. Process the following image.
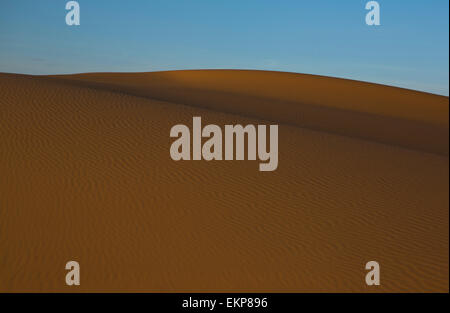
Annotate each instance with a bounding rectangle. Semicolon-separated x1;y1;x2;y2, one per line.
0;71;448;292
50;70;449;155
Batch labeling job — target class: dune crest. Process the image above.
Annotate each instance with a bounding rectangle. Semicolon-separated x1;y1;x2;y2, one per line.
48;70;449;155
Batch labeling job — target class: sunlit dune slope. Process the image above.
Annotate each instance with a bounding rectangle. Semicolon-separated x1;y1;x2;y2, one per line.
49;70;449;155
0;72;448;292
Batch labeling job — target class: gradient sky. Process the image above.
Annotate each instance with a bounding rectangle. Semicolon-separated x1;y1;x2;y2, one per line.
0;0;448;95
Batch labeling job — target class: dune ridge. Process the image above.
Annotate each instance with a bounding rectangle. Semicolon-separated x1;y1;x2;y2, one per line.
47;70;449;155
0;71;448;292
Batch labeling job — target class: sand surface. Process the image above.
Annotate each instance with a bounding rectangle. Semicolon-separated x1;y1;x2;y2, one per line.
0;70;448;292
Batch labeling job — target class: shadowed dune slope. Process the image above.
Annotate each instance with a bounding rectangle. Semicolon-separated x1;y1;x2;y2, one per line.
49;70;449;155
0;72;448;292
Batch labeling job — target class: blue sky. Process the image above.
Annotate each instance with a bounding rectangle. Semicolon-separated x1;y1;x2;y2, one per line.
0;0;448;95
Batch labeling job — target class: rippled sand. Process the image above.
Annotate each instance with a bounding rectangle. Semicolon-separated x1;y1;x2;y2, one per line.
0;71;448;292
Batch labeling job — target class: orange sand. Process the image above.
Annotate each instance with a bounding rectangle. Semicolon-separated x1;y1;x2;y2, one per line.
0;70;448;292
